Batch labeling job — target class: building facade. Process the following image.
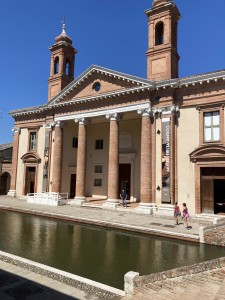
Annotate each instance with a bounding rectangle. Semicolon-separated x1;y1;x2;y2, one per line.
8;0;225;215
0;143;12;195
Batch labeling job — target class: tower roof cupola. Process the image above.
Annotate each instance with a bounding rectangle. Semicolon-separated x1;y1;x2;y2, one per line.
55;21;72;45
152;0;172;7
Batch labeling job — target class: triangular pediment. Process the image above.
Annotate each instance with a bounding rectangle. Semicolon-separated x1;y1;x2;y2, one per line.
21;152;41;164
48;65;152;106
190;144;225;162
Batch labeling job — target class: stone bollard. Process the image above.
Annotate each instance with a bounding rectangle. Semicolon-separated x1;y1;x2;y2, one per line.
199;226;205;243
124;271;139;294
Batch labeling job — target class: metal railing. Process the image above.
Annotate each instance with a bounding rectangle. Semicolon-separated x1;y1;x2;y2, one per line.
27;192;68;206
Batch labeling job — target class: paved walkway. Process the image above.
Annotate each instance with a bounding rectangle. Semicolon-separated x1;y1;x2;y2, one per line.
0;260;99;300
0;196;210;242
0;195;224;300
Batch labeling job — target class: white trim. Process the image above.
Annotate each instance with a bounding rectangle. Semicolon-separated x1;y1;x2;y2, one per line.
55;102;150;122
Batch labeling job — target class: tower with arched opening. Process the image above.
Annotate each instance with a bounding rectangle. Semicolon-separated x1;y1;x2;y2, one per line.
48;22;78;100
146;0;180;80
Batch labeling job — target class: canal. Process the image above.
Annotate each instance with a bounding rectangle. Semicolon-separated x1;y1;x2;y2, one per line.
0;210;224;289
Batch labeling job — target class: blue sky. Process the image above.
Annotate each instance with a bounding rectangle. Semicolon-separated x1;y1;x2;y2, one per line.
1;0;225;144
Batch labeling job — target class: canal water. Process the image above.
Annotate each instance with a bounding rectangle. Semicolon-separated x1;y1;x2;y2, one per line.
0;210;224;289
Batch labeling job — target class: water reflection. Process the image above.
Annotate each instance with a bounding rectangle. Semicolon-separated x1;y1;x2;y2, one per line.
0;210;224;289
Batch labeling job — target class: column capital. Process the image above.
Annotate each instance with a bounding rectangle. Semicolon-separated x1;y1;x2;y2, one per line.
74;117;87;125
170;105;179;115
12;127;21;134
54;121;64;128
106;113;119;121
43;122;55;129
137;108;154;118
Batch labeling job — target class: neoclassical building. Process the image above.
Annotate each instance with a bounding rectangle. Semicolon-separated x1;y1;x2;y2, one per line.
8;0;225;215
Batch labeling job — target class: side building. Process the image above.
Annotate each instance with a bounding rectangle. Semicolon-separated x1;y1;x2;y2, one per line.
8;0;225;215
0;143;12;195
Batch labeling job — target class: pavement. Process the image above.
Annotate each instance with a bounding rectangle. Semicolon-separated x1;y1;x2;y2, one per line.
0;259;98;300
0;195;224;300
0;196;209;242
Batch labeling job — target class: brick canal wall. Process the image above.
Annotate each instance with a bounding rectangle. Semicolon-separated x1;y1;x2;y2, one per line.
125;257;225;294
203;219;225;246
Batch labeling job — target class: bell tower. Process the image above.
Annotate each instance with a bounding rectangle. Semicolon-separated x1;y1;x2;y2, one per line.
145;0;180;81
48;22;78;100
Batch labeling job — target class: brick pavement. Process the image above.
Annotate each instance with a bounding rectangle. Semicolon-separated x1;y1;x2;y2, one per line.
123;268;225;300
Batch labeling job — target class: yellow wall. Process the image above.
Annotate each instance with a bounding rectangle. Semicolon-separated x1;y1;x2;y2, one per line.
61;122;78;195
36;126;45;193
177;107;199;214
16;129;28;196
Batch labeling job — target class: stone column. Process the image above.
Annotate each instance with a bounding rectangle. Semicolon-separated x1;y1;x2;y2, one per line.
136;109;157;214
8;127;20;197
52;121;63;193
102;113;120;209
71;118;87;206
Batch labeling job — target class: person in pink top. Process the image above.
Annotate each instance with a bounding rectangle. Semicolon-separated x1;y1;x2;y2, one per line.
174;202;181;225
182;203;190;229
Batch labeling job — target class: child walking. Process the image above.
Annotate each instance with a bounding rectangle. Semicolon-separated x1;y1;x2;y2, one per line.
182;203;190;229
174;202;180;225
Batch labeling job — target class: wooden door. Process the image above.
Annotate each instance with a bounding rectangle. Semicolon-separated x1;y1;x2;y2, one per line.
24;167;36;195
119;164;131;200
70;174;76;198
201;177;214;213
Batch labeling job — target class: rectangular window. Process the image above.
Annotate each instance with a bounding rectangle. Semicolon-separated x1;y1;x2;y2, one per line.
95;139;103;150
204;111;220;142
72;137;78;148
94;178;102;187
94;165;103;173
29;132;37;151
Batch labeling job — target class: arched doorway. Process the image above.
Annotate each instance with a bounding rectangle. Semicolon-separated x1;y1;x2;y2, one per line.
190;144;225;214
21;153;41;195
0;172;11;195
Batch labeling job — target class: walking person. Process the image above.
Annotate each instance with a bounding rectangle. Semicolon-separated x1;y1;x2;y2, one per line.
182;203;190;229
174;202;181;225
120;189;127;207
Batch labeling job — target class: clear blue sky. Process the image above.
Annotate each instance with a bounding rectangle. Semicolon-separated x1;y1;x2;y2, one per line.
1;0;225;144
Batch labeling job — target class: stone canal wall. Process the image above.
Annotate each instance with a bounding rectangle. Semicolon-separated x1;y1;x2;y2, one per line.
0;251;125;299
125;257;225;294
203;218;225;246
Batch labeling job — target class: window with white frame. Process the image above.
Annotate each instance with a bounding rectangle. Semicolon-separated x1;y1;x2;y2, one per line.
204;111;220;142
29;131;37;151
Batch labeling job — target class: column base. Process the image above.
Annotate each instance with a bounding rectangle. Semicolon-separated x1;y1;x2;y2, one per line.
155;204;174;216
70;197;86;206
102;199;120;210
135;203;157;215
7;190;17;197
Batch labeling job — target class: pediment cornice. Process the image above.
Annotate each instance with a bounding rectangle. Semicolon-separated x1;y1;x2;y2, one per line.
21;152;41;164
47;65;154;106
190;144;225;162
